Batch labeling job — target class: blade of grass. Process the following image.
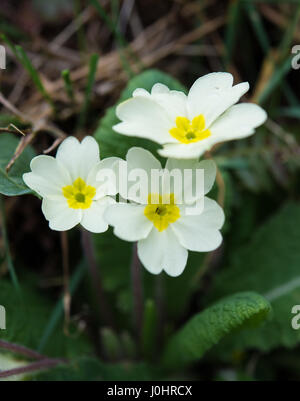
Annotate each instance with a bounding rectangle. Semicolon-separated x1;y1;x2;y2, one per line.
89;0;126;47
244;1;270;53
37;259;86;353
77;53;99;130
224;0;241;67
61;69;74;102
0;195;21;295
111;0;120;27
74;0;87;54
0;33;19;59
277;3;300;105
278;2;300;57
282;83;299;106
89;0;137;77
244;2;299;106
15;45;54;110
257;55;293;105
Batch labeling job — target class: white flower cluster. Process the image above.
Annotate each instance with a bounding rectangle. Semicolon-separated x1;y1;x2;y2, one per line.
23;72;267;277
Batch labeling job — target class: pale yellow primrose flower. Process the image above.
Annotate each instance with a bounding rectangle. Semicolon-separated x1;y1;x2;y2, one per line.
23;136;118;233
113;72;267;159
104;147;224;277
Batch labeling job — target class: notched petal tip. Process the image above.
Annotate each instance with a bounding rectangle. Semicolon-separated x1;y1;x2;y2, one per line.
151;82;170;95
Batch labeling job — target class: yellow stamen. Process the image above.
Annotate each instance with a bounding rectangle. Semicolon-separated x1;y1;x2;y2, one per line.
169;115;211;144
62;177;96;209
144;193;180;232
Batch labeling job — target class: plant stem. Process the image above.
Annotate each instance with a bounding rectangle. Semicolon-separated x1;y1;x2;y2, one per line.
155;274;164;348
60;231;70;333
81;228;115;328
0;358;66;379
131;242;144;339
0;340;46;360
38;259;86;352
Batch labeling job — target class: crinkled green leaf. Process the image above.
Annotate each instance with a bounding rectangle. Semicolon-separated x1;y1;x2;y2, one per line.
162;292;271;368
0;133;35;196
210;202;300;356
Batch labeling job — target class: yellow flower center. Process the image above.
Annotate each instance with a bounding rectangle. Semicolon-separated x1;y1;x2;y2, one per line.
169;115;211;144
62;177;96;209
144;193;180;232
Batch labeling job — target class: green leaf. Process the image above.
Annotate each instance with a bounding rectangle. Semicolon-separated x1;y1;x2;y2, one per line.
0;278;91;359
209;202;300;356
162;292;271;369
100;328;122;360
0;133;35;196
0;195;21;292
93;69;186;159
0;114;27;127
34;357;159;381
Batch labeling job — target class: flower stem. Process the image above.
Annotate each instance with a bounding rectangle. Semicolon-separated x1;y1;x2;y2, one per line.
38;259;86;353
131;242;144;339
60;231;71;334
155;274;164;347
80;228;115;328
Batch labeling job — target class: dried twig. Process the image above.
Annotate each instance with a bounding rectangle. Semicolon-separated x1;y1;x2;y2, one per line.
43;137;64;154
0;91;67;170
0;91;29;122
5;132;37;173
26;5;224;110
